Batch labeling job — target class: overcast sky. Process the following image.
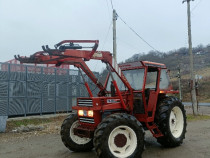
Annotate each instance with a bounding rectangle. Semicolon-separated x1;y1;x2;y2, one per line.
0;0;209;71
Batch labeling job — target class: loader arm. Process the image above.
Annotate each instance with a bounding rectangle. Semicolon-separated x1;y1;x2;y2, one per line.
15;40;132;97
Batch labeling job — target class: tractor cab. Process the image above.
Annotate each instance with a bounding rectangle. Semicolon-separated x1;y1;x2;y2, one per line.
108;61;173;115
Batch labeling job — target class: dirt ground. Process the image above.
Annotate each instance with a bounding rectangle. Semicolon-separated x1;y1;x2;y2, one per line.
0;106;210;158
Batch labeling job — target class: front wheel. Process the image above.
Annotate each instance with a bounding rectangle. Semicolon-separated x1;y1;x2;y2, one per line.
94;113;144;158
60;113;93;152
155;96;187;147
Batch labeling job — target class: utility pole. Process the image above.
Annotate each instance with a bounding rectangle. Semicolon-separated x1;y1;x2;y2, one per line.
113;9;117;69
177;67;182;101
183;0;198;115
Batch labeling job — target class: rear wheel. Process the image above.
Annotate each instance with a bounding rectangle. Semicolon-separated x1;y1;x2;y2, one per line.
60;113;93;152
155;96;187;147
94;113;144;158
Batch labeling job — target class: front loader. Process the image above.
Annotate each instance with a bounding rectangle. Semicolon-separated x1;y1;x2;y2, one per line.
16;40;187;158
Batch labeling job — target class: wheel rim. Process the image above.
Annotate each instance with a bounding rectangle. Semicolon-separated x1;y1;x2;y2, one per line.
70;120;91;144
169;106;184;138
108;125;137;158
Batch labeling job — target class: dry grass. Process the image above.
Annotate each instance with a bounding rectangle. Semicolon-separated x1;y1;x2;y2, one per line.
187;114;210;121
170;67;210;102
6;115;67;132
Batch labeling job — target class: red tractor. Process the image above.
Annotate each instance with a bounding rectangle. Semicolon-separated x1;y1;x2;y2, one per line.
16;40;187;158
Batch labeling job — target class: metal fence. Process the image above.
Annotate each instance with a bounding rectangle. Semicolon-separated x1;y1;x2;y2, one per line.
0;63;99;117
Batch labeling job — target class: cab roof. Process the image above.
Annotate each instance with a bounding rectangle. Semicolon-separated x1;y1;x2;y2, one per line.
119;61;166;70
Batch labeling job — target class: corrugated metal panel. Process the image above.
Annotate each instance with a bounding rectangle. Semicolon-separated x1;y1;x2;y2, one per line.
9;98;26;116
27;98;41;114
57;83;67;96
42;83;55;97
10;65;26;80
0;63;9;80
27;82;41;97
56;69;68;83
69;83;78;96
9;81;26;97
0;82;8;97
56;97;67;112
0;98;7;115
42;98;55;113
27;66;42;81
0;62;100;117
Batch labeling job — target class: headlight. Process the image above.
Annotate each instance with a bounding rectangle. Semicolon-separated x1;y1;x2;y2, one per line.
87;110;94;117
78;110;94;117
78;110;84;116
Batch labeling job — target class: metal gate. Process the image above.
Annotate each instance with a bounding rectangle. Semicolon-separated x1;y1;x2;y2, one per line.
0;63;99;117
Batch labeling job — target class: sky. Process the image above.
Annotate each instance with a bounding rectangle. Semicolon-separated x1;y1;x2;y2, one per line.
0;0;209;71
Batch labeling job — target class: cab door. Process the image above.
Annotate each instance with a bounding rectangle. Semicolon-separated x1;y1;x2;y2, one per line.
144;67;160;117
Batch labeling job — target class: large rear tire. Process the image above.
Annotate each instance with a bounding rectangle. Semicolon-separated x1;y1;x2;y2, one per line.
94;113;144;158
60;113;93;152
155;96;187;147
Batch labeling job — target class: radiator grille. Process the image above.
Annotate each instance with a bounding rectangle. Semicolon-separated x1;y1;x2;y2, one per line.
78;99;93;107
79;117;95;124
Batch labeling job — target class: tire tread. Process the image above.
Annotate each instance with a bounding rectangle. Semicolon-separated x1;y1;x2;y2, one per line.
155;96;187;147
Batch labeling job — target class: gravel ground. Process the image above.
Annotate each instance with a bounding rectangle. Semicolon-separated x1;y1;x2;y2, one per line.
0;107;210;158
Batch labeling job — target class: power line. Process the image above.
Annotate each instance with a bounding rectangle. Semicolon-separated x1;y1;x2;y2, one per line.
118;15;159;52
117;37;143;53
191;0;203;12
110;0;114;10
105;0;111;18
93;1;112;72
106;1;159;53
93;20;112;72
101;20;112;50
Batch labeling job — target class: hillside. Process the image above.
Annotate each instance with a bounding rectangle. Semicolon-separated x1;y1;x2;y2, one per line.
121;44;210;102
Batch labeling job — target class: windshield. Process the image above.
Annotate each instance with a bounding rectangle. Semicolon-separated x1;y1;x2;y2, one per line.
122;69;145;90
106;69;145;91
106;72;127;91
